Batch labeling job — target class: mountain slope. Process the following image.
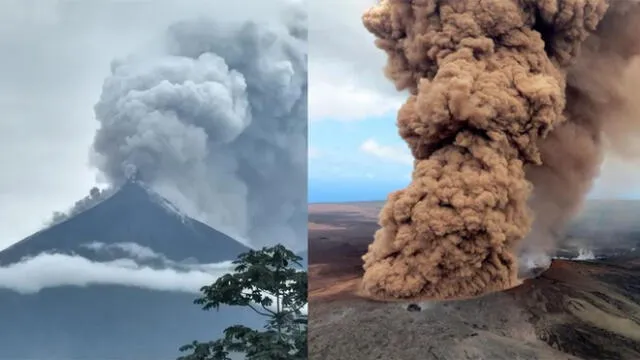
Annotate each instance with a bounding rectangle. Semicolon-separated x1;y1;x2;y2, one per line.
0;286;261;360
0;180;250;265
308;201;640;360
0;181;261;360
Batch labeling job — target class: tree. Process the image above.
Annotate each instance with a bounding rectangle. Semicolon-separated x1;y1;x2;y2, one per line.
178;244;307;360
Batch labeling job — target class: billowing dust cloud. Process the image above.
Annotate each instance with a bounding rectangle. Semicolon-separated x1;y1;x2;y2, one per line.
361;0;640;300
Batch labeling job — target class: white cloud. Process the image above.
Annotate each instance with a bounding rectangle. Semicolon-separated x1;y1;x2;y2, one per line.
590;155;640;199
309;79;401;121
0;253;225;294
308;0;405;121
0;251;307;313
82;241;161;261
360;139;413;165
80;241;243;272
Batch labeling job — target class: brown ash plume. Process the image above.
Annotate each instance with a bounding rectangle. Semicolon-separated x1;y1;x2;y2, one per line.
523;2;640;259
360;0;640;301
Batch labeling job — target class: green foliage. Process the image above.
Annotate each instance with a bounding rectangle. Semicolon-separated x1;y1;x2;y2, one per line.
178;244;307;360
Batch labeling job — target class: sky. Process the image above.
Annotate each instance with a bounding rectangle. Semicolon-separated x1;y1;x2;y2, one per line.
308;0;409;203
307;0;640;204
0;0;303;249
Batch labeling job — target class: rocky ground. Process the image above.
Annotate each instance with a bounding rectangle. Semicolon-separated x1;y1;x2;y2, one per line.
308;202;640;360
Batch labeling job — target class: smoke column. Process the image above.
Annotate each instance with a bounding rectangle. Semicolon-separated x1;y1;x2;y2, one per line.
360;0;640;300
89;6;307;250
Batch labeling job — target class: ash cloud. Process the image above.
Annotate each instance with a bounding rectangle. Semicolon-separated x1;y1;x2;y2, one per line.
83;7;307;250
49;187;115;226
360;0;640;300
523;3;640;259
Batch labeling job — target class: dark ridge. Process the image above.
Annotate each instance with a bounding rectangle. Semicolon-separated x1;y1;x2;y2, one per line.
0;180;261;360
0;180;250;265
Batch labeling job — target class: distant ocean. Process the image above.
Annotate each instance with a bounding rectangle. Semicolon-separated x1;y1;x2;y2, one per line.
308;178;409;203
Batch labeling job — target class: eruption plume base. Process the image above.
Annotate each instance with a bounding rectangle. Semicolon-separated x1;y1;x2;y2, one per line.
356;277;524;303
357;251;553;302
362;134;536;300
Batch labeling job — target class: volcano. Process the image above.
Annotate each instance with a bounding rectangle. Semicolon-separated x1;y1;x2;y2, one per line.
308;201;640;360
0;181;259;360
0;180;250;265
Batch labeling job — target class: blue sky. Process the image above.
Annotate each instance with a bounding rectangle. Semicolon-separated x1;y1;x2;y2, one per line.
308;112;411;203
307;0;410;203
306;110;640;203
307;110;640;203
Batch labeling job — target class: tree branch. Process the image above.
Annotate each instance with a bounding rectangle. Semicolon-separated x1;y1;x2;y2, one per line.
261;304;277;315
290;303;307;313
247;304;271;317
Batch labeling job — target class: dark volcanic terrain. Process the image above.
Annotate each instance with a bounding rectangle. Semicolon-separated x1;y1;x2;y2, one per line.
0;181;258;360
0;180;249;265
308;201;640;360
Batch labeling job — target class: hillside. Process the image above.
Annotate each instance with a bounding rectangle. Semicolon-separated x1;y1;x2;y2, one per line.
308;200;640;360
0;181;259;360
0;180;249;265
